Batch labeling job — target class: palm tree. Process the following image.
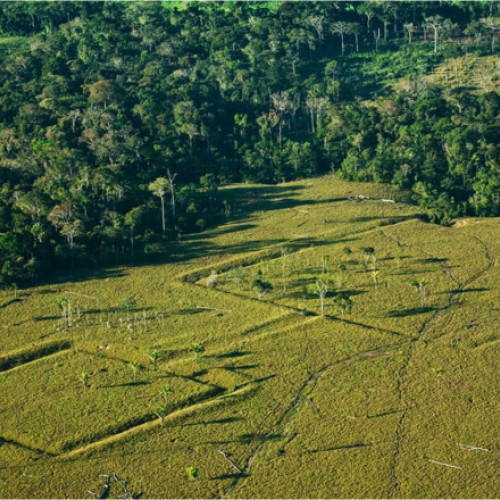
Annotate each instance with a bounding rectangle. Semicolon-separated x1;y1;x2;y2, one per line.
315;279;328;316
229;266;245;291
342;246;352;261
336;262;346;286
334;294;353;323
119;296;136;321
190;343;205;359
412;278;428;306
362;247;375;266
281;247;290;293
148;177;169;233
371;270;380;293
160;383;173;404
156;406;168;425
149;350;159;373
322;254;328;274
56;295;72;328
129;361;141;381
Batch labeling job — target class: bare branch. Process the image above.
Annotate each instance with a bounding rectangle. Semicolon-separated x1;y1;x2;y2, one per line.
426;458;462;470
217;448;243;473
459;443;490;452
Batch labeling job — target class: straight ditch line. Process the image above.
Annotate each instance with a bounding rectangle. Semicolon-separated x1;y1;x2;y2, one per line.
0;347;71;375
59;384;257;460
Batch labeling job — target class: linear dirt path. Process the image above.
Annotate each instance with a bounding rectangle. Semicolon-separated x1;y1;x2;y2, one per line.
381;230;495;496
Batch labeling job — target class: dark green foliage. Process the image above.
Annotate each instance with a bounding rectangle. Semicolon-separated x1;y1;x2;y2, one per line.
251;278;273;300
0;2;499;285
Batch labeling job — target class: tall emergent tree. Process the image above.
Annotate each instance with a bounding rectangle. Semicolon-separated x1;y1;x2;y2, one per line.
149;177;169;233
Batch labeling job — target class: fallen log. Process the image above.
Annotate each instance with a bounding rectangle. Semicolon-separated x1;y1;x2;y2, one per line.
217;448;243;473
426;458;462;470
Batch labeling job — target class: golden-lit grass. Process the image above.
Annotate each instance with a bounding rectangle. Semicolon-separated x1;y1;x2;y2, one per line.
0;176;498;498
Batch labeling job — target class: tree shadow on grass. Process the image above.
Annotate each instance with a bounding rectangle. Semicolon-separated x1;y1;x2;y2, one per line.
415;257;448;264
182;223;258;241
100;381;149;388
209;472;249;481
33;315;61;321
181;416;244;427
34;183;420;286
287;288;367;300
388;306;436;318
0;298;22;309
450;287;489;294
235;374;276;389
349;215;415;224
238;433;283;444
392;269;436;276
208;350;252;360
308;442;370;453
38;267;126;287
222;364;260;372
173;307;208;316
33;306;154;322
206;433;283;446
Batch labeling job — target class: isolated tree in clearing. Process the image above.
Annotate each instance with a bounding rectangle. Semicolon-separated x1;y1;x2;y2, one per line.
190;343;205;359
314;279;329;316
129;361;141;382
371;269;380;293
281;246;290;293
160;383;173;404
56;295;72;328
119;296;136;322
322;254;329;274
336;262;347;286
149;350;159;373
252;278;273;300
229;266;245;291
334;294;353;323
362;246;376;267
412;278;429;306
156;406;168;425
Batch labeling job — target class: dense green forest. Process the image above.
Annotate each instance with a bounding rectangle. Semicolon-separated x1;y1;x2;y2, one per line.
0;1;499;286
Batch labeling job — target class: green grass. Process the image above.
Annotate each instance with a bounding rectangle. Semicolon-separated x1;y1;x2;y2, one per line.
344;45;440;97
0;175;499;498
392;54;500;95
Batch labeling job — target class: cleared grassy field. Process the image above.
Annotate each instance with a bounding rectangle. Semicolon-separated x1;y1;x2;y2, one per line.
392;54;500;95
0;176;498;498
